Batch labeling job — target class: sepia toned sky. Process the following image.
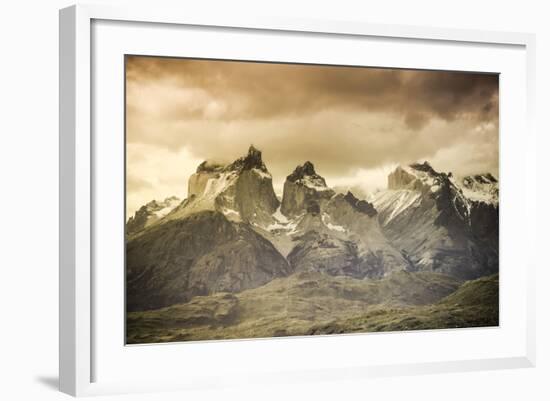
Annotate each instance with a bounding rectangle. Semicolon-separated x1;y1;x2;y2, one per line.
126;55;499;216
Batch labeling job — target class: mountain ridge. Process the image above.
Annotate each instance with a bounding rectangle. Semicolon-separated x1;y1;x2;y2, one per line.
126;146;499;313
370;161;498;279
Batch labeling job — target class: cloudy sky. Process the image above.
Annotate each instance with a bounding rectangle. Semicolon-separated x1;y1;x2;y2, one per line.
126;55;499;216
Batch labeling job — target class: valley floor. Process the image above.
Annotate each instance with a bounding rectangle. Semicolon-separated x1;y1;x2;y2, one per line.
126;272;498;344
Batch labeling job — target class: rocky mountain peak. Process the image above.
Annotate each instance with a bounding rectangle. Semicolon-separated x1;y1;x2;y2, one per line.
226;144;268;173
388;166;415;190
168;145;280;226
372;164;499;279
388;162;450;192
281;162;334;217
458;173;499;206
409;161;437;175
343;191;378;217
248;144;261;159
287;161;322;183
126;196;182;236
463;173;498;186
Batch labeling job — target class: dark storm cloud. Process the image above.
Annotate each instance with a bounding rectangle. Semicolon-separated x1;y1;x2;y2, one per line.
126;55;498;130
125;56;499;213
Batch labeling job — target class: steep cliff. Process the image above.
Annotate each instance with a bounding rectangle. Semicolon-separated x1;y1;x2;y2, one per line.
370;163;499;279
165;145;279;227
126;211;291;311
280;161;335;217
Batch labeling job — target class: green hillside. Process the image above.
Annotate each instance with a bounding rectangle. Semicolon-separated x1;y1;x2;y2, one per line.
125;271;497;344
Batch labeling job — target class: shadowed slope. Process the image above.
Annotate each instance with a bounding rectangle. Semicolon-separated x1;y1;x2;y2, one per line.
126;211;291;312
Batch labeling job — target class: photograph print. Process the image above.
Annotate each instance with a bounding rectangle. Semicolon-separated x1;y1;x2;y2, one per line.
125;56;499;344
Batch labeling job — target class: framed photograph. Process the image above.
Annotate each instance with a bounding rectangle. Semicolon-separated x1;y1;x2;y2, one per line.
59;4;536;396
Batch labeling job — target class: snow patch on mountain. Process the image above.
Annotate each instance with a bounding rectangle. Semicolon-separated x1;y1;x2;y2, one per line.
126;196;182;235
455;174;499;206
152;197;181;218
281;161;336;217
297;175;331;192
369;163;499;279
159;146;280;226
389;162;448;193
203;172;239;200
272;206;289;223
371;190;422;225
252;168;272;180
266;206;300;233
221;207;240;220
321;213;346;232
402;165;438;188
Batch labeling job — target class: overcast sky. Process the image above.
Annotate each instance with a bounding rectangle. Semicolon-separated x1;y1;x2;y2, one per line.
126;55;499;216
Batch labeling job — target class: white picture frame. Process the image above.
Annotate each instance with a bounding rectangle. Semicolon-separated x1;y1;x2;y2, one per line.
59;4;536;397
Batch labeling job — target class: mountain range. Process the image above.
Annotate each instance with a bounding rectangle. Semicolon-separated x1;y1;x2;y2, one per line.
126;145;499;342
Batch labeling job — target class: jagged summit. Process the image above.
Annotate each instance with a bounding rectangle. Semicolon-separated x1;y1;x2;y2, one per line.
126;196;181;236
286;161;329;190
281;161;334;217
409;161;437;175
226;145;268;173
164;145;280;226
464;173;498;185
458;173;499;205
370;161;499;279
388;166;415;190
388;162;499;207
287;161;318;181
194;145;268;176
388;162;449;192
343;191;377;217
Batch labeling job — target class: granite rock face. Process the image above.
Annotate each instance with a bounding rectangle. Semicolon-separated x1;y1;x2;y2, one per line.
166;146;279;227
343;191;377;217
371;163;499;280
281;162;335;217
279;184;409;279
187;161;225;197
388;166;416;190
126;211;291;312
